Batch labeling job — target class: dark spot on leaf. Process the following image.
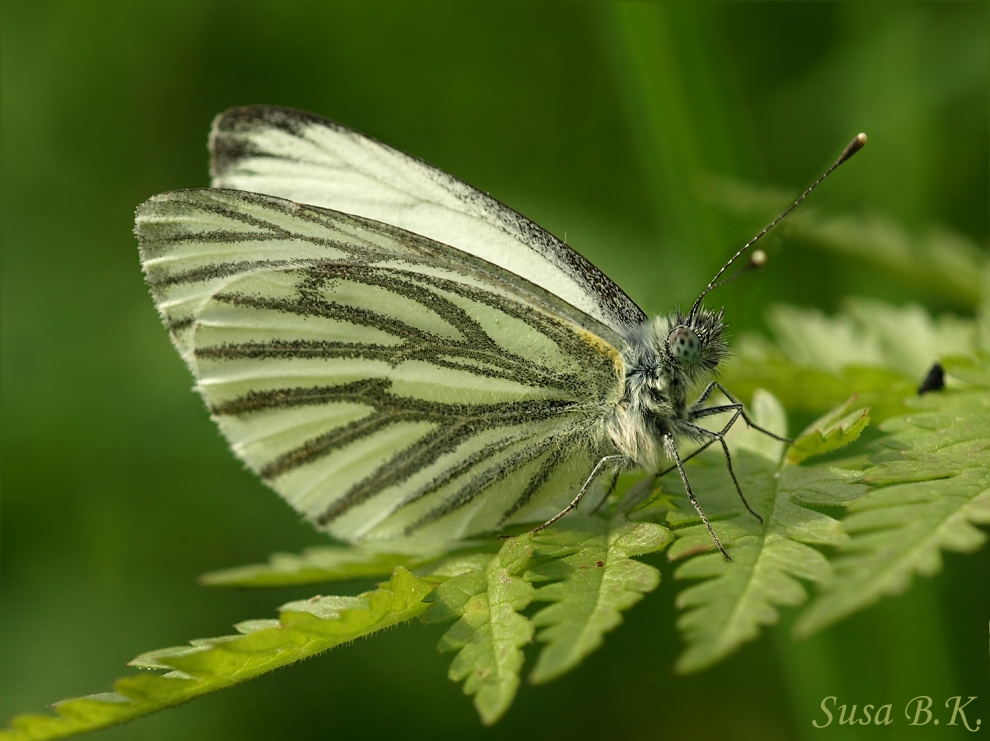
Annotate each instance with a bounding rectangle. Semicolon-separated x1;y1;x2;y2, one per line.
917;362;945;394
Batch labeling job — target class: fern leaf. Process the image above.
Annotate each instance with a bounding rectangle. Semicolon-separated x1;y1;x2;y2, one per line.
794;389;990;636
421;537;534;725
671;463;867;672
525;517;671;683
0;568;436;741
786;395;870;465
722;299;980;421
668;392;870;672
199;543;489;587
726;388;789;462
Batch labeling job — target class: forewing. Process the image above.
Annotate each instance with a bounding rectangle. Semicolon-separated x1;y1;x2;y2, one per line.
137;189;624;544
209;106;647;332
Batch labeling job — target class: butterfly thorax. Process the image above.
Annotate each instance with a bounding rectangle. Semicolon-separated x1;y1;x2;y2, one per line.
606;307;728;470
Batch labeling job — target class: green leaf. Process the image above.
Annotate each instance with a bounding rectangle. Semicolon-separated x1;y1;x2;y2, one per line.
199;546;430;587
786;395;870;465
770;300;977;380
0;568;436;741
421;537;534;725
199;542;490;587
723;353;911;423
671;460;868;673
722;299;982;421
725;388;789;463
794;389;990;637
525;517;671;683
667;392;870;672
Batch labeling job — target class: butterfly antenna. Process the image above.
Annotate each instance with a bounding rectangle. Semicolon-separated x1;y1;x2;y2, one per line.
707;248;767;292
689;133;867;321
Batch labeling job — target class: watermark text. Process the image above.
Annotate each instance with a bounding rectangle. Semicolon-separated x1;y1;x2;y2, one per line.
812;696;981;731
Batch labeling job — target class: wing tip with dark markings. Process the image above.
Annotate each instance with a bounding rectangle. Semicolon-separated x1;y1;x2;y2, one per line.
210;106;348;178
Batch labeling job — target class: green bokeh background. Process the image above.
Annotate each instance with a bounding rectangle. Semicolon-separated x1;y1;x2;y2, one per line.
2;2;987;739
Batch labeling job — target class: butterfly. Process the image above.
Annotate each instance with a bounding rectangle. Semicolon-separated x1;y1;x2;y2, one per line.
135;106;864;559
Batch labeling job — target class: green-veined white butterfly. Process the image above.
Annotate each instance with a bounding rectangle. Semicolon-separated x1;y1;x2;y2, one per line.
135;107;865;559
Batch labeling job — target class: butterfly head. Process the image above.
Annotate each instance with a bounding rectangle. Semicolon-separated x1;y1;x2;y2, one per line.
663;307;727;382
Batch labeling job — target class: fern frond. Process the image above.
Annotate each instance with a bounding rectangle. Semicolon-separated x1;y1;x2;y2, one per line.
668;392;870;672
786;395;870;465
794;389;990;636
0;569;436;741
421;537;534;725
671;462;866;672
525;517;671;683
722;299;981;421
199;542;491;587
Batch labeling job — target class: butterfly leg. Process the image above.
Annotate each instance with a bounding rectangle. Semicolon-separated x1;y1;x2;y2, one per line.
588;469;622;515
663;434;731;561
653;408;739;478
520;454;626;536
632;438;715;508
690;382;793;443
683;412;763;524
656;437;717;475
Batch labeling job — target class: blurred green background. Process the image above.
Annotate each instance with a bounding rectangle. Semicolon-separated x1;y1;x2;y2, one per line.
2;2;987;739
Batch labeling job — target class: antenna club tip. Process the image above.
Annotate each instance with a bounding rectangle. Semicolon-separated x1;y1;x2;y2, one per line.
751;249;767;267
838;132;868;164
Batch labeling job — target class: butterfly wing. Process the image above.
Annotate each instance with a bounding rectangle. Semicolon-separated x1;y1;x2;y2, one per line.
209;106;647;333
137;188;624;545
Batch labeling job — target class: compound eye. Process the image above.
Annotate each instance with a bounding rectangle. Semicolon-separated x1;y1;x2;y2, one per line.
669;327;702;363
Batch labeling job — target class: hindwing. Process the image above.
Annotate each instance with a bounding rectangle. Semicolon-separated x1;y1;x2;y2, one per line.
137;188;625;544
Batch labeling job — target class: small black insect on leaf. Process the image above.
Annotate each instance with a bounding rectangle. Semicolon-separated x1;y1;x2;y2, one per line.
917;362;945;395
